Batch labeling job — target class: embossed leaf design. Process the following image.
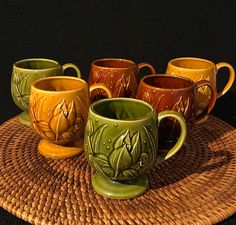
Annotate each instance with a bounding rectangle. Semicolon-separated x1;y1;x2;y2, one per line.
109;145;132;178
123;169;138;178
130;131;141;163
93;153;110;167
87;118;94;136
114;129;130;149
172;96;184;114
113;74;126;97
50;111;70;140
67;101;76;126
37;121;51;132
92;124;107;153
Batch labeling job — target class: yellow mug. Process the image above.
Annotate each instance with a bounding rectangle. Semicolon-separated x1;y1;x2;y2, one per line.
166;57;235;118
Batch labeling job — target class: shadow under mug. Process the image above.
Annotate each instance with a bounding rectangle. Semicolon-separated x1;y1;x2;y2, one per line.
84;98;187;199
11;58;81;126
166;57;235;117
136;75;217;148
30;76;112;159
88;58;156;100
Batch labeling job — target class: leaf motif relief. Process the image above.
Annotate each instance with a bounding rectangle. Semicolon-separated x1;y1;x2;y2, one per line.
123;169;138;178
67;101;76;126
113;74;126;97
183;97;190;117
114;129;130;149
153;93;166;111
92;124;107;154
87;118;94;136
125;76;131;91
93;153;110;167
109;145;132;179
172;96;184;114
130;131;141;163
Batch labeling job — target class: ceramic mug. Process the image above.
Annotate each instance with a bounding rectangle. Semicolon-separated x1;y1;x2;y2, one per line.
30;76;112;159
166;57;235;115
84;98;187;199
11;58;81;126
136;75;217;146
88;58;156;99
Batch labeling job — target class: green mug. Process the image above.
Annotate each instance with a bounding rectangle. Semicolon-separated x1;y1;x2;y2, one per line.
84;98;187;199
11;58;81;126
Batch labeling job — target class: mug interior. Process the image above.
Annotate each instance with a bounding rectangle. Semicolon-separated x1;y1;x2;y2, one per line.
93;59;135;68
143;75;193;89
33;77;85;92
92;99;152;120
170;58;213;70
15;59;59;69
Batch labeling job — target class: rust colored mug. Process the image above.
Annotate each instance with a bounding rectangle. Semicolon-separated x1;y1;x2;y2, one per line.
30;76;112;159
136;75;217;146
166;57;235;116
88;58;156;99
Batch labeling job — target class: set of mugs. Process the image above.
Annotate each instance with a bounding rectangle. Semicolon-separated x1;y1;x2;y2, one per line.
11;57;235;199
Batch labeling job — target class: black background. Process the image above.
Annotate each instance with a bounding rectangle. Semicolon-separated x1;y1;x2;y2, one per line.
0;1;236;224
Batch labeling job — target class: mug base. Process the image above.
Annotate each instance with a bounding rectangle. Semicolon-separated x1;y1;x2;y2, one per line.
91;172;149;199
18;112;30;126
38;138;84;159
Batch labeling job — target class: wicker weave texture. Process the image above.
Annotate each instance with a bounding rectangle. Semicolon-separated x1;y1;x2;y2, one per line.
0;116;236;225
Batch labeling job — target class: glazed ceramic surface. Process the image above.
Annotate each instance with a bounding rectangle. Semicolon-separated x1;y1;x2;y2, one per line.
166;57;235;113
88;58;156;99
29;76;112;158
11;58;81;126
84;98;187;199
136;75;217;144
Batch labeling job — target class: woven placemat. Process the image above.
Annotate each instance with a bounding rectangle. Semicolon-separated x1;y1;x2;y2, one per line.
0;116;236;225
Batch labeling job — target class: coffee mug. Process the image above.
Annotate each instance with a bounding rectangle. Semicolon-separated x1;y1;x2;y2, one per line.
88;58;156;99
84;98;187;199
11;58;81;126
136;75;217;145
30;76;112;159
166;57;235;116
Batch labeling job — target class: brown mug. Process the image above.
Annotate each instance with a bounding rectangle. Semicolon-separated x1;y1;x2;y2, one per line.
136;74;217;146
88;58;156;99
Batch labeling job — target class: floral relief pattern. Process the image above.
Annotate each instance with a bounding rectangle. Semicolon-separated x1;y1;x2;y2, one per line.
91;69;135;97
11;72;31;110
86;119;156;180
30;96;84;144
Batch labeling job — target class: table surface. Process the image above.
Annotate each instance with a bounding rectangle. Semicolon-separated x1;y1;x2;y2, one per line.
0;92;236;225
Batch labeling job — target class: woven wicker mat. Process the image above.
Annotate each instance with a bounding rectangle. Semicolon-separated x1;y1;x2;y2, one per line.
1;116;236;225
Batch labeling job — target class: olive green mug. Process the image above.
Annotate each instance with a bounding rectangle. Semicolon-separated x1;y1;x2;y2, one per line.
11;58;81;126
84;98;187;199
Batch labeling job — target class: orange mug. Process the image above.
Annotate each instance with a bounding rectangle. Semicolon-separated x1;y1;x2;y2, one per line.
30;76;112;159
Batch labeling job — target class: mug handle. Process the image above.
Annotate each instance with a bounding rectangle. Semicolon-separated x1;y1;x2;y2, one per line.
157;110;187;162
89;83;112;98
216;62;235;98
195;80;217;123
62;63;81;78
138;63;156;75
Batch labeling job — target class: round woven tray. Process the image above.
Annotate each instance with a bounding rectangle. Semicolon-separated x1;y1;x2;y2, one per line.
0;116;236;225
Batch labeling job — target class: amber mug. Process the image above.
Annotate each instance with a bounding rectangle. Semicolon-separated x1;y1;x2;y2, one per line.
29;76;112;159
166;57;235;117
11;58;81;126
88;58;156;99
136;75;217;147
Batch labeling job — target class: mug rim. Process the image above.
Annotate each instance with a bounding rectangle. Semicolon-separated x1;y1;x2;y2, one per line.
168;57;215;71
90;97;155;122
92;58;136;69
14;58;60;70
31;76;87;94
140;74;195;91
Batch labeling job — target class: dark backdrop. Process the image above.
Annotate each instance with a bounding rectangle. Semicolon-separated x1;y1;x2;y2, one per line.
0;1;236;224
